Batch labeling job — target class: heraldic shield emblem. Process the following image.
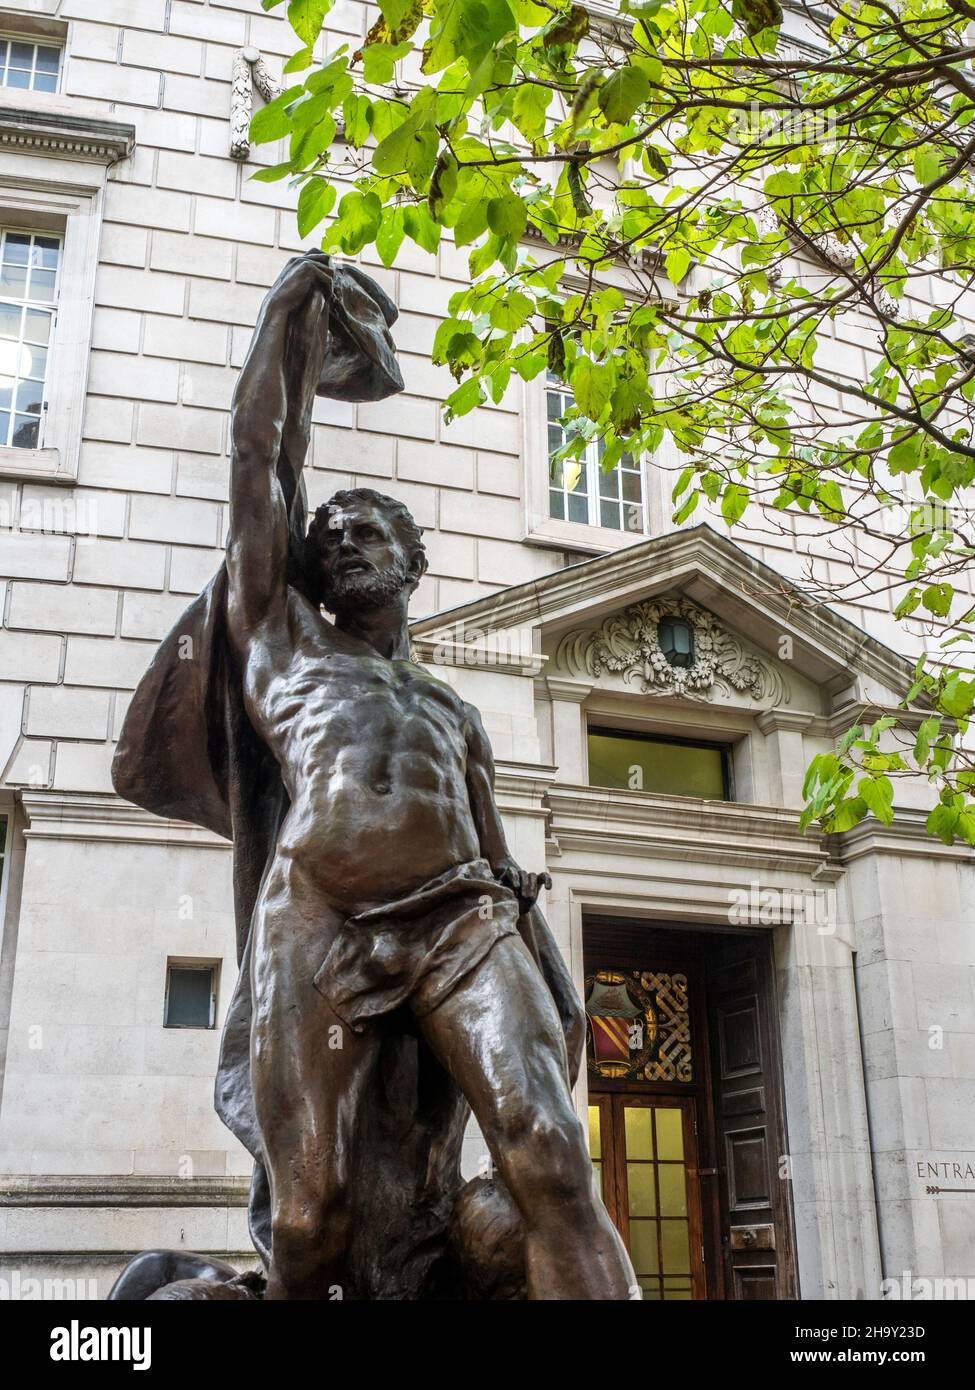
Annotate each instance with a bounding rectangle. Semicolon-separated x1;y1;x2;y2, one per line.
584;969;693;1083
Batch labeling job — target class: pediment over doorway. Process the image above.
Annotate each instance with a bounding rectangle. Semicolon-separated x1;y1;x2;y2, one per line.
411;523;918;716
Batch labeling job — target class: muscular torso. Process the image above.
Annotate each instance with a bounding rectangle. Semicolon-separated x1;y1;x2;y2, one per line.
240;587;481;911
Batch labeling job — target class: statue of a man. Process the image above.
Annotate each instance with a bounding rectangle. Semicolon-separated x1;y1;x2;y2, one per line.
113;252;635;1301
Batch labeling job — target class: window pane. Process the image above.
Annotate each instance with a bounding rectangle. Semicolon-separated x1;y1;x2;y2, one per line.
624;1106;653;1160
567;491;589;524
0;302;20;337
25;309;52;345
15;379;43;413
3;233;30;265
165;967;214;1028
28;267;57;302
629;1220;659;1276
599;499;621;529
0;264;27;298
587;1105;602;1161
548;488;565;520
660;1219;691;1274
621;469;642;503
587;730;728;800
36;45;60;73
627;1162;657;1217
12;414;38;447
658;1163;688;1217
598;465;618;498
655;1107;684;1161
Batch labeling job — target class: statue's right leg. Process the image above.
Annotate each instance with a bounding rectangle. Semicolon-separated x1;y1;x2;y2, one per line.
249;875;380;1300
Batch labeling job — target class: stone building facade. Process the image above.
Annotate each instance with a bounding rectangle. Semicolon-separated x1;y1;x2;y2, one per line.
0;0;972;1300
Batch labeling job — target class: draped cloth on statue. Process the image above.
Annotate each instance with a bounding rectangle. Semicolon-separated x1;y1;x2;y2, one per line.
111;262;583;1296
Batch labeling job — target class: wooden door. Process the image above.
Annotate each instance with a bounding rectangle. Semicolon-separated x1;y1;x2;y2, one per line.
707;938;796;1299
588;1093;706;1300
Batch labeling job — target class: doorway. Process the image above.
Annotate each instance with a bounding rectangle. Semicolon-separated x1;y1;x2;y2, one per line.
583;920;797;1300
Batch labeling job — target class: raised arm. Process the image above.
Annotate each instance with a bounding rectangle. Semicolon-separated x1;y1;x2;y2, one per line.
465;704;551;911
226;254;332;636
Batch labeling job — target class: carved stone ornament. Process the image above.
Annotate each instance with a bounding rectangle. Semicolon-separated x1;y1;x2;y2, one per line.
230;48;282;161
557;595;789;705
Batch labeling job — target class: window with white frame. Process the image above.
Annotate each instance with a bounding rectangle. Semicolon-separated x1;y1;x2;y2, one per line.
546;372;648;534
0;37;61;93
0;227;60;450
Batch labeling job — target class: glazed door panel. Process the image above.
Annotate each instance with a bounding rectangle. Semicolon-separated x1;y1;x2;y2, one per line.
588;1093;706;1300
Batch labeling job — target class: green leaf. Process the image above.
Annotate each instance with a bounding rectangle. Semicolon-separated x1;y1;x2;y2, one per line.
665;247;690;283
375;207;406;266
571;358;613;418
512;83;551;141
403;203;441;252
327;189;382;253
721;482;748;525
598;66;651;125
486;193;527;240
922;583;953;617
249;94;295;144
288;0;333;47
827;797;867;833
296;179;335;238
915;717;941;764
859;776;894;826
927;802;959;845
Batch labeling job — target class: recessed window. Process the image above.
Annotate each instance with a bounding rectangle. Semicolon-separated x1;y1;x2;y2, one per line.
0;228;60;450
547;373;647;533
588;726;731;800
164;962;218;1029
0;38;61;93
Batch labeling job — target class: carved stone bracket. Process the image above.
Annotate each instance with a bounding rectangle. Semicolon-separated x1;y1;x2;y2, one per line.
556;594;789;705
230;47;283;161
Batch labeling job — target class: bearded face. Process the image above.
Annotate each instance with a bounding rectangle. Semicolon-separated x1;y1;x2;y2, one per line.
306;498;422;618
321;550;412;616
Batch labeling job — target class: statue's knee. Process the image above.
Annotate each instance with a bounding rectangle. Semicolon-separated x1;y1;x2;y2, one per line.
271;1187;348;1280
499;1107;593;1209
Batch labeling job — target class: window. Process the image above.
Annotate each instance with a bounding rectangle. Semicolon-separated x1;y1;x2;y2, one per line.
0;38;60;93
164;962;218;1029
587;726;731;799
547;374;647;534
0;109;133;482
0;229;60;450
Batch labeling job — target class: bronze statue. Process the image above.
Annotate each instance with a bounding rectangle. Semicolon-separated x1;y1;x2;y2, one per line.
110;254;636;1301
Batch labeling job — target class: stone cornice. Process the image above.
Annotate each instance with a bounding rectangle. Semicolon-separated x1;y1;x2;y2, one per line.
835;808;975;863
756;708;819;735
0;1175;250;1208
19;792;229;850
495;760;558;819
546;782;837;874
0;107;135;164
